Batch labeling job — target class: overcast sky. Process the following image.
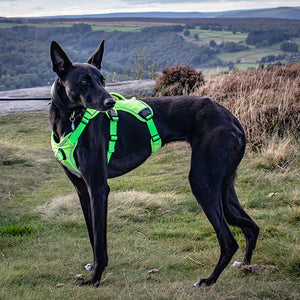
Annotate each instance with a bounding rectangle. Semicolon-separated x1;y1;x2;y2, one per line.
0;0;299;18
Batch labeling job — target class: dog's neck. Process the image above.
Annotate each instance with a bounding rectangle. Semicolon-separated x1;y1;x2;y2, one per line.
49;83;85;141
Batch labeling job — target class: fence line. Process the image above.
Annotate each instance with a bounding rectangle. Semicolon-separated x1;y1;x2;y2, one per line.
0;97;51;101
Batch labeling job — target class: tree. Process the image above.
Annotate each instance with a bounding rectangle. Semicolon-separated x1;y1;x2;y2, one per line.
183;29;190;37
209;40;217;47
280;42;299;53
132;45;146;80
246;30;288;46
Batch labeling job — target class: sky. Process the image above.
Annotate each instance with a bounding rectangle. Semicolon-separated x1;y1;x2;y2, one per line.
0;0;299;18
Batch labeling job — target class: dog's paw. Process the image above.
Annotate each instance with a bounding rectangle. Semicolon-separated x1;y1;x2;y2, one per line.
193;278;215;287
79;279;100;287
193;279;207;287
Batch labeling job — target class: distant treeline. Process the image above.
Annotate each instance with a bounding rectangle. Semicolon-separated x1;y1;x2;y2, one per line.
0;20;300;90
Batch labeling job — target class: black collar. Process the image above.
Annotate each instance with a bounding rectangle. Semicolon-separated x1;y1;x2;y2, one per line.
50;78;84;113
50;79;68;111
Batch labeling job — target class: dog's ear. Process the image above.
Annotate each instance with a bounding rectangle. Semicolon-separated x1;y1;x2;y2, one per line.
87;40;105;70
50;41;72;77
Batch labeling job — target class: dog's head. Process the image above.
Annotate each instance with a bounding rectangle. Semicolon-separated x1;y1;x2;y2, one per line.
50;40;115;111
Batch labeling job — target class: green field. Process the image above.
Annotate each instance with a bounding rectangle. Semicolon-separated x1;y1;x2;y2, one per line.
0;112;299;299
0;22;142;32
185;27;299;68
92;25;142;32
216;48;282;63
0;23;73;28
189;28;247;44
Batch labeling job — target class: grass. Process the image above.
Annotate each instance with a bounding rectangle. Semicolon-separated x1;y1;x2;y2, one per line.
0;112;299;299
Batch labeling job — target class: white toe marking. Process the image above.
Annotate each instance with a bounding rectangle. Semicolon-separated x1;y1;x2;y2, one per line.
232;260;242;267
84;263;93;271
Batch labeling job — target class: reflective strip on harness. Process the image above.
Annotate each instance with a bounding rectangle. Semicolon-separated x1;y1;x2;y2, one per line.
107;109;119;163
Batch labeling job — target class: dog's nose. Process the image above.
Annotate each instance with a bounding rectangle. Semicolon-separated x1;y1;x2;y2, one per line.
104;98;116;109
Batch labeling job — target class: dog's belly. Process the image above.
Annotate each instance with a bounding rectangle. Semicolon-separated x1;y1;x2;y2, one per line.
107;151;150;178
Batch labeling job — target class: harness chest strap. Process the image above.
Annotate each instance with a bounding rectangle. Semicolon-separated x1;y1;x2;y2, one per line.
51;108;100;176
51;96;162;177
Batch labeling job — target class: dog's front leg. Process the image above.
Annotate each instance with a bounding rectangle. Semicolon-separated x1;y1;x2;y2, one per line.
89;183;109;286
80;180;109;287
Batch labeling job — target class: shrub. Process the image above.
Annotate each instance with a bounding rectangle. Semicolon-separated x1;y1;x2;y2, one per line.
154;65;205;96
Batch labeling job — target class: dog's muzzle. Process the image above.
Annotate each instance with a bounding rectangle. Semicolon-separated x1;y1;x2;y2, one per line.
104;98;116;110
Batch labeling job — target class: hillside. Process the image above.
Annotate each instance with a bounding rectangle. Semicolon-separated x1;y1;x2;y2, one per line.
0;18;300;91
14;6;300;20
219;7;300;20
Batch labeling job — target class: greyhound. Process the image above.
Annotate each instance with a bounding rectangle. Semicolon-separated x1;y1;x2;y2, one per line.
49;40;259;287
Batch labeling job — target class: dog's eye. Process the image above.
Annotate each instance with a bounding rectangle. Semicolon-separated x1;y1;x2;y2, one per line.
81;79;88;86
101;77;106;86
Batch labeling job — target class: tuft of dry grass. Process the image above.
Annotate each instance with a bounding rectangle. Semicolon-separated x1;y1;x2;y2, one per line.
252;136;299;171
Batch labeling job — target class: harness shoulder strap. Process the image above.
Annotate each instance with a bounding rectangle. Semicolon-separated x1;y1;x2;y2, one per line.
68;108;100;144
107;96;162;155
147;118;161;154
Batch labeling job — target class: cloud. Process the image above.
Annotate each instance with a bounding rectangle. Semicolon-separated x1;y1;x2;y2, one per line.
1;0;299;17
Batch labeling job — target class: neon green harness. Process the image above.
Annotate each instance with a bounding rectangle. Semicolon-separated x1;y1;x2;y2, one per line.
51;93;162;177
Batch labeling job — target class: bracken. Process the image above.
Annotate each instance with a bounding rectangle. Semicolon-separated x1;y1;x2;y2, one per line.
196;63;300;149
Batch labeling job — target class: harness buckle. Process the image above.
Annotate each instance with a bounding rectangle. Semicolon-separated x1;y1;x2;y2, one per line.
138;108;152;120
110;134;118;141
108;109;119;121
151;134;161;143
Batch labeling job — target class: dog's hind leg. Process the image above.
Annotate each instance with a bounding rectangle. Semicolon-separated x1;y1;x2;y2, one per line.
189;170;238;286
222;180;259;265
189;137;239;286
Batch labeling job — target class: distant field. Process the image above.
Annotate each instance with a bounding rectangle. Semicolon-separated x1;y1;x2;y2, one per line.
216;48;283;63
0;22;142;32
185;28;297;67
189;28;247;44
91;25;142;32
0;23;73;28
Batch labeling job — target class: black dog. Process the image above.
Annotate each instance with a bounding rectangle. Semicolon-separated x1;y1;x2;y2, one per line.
49;40;259;287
